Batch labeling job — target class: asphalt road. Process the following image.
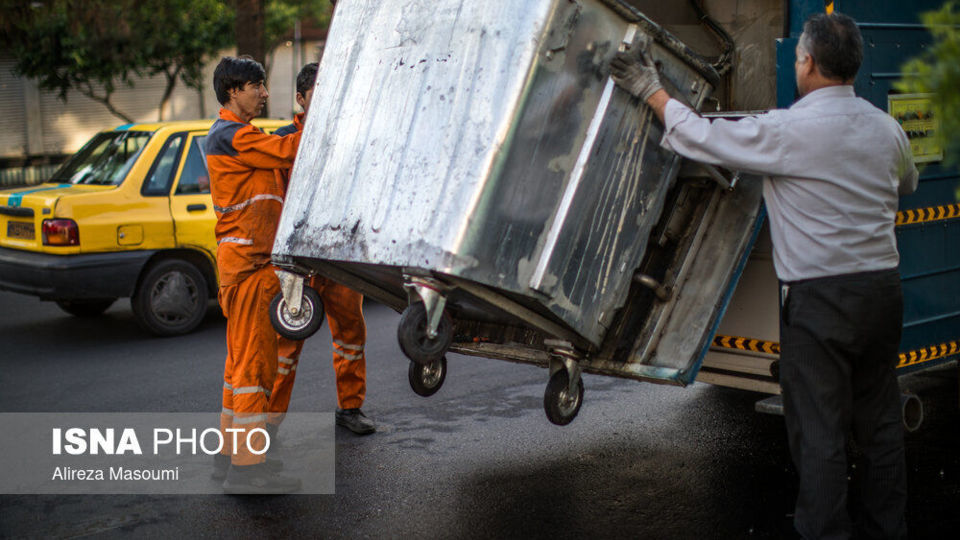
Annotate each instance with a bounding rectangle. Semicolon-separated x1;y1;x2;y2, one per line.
1;290;958;538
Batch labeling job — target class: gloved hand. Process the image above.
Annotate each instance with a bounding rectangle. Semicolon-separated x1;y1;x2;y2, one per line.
610;50;663;101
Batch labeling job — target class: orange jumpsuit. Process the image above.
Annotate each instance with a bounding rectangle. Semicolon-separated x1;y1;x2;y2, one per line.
267;114;368;425
206;108;302;466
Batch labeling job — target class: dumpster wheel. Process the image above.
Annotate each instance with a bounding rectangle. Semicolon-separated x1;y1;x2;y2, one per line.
398;302;453;365
408;356;447;397
269;287;324;340
544;369;584;426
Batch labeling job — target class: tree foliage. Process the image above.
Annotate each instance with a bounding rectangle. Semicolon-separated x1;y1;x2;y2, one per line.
141;0;234;120
0;0;332;123
897;1;960;167
3;0;143;122
1;0;232;123
265;0;333;54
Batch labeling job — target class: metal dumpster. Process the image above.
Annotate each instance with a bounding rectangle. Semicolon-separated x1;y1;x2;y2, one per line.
272;0;764;424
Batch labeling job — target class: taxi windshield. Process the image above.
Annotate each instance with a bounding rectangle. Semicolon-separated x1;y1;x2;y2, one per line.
49;130;153;185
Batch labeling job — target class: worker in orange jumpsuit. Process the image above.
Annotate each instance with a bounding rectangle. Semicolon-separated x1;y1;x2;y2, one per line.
205;56;303;494
267;62;374;436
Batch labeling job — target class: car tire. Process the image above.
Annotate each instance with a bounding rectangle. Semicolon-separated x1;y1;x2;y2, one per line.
55;298;117;317
131;259;209;336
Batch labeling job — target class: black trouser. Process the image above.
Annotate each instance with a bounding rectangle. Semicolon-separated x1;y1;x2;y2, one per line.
779;268;907;540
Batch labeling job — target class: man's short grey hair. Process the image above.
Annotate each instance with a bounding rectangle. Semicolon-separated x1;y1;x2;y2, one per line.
800;12;863;81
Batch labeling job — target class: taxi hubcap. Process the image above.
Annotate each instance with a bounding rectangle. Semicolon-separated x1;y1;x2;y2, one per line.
151;271;199;321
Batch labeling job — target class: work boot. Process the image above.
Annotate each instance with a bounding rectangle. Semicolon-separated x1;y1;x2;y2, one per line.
222;463;301;495
213;453;282;479
211;453;230;481
335;408;376;435
264;456;284;472
264;424;284;472
266;422;282;451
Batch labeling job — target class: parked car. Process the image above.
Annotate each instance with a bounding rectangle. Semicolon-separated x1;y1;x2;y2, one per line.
0;119;287;336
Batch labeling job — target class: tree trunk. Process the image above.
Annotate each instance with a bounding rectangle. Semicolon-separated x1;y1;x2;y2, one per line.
158;66;182;122
235;0;268;116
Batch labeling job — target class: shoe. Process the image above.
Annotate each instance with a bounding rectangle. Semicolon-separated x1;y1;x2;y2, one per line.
222;463;301;494
213;453;282;479
336;408;376;435
265;423;284;470
266;423;283;451
211;453;230;481
265;456;284;472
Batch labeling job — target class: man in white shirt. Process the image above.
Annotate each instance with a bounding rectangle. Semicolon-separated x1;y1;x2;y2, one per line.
611;12;917;540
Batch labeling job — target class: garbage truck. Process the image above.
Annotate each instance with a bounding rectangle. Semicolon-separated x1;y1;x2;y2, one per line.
269;0;959;428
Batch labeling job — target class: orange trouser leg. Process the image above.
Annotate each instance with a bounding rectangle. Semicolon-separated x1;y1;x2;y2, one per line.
218;266;280;466
268;335;304;425
262;277;367;417
319;278;367;410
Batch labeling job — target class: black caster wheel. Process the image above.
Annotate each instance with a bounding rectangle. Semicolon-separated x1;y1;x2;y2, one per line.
543;369;584;426
408;356;447;397
397;302;453;365
269;286;324;340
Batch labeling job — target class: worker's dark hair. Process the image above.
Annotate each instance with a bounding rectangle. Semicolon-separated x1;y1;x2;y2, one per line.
213;56;266;105
801;12;863;81
296;62;320;97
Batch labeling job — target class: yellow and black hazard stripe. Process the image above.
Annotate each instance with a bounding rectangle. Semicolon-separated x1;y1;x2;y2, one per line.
898;339;960;369
712;334;780;355
896;203;960;226
713;334;960;370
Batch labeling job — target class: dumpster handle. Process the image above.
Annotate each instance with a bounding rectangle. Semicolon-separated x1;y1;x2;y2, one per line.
701;164;740;191
633;273;670;302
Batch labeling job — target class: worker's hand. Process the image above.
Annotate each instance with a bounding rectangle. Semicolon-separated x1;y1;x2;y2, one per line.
610;51;663;102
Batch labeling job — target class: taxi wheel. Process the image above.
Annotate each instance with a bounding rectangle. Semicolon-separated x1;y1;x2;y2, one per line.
269;287;324;340
55;298;116;317
397;302;453;365
132;259;208;336
408;356;447;397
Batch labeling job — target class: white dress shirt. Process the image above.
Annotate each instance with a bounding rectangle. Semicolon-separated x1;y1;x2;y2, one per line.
660;85;919;282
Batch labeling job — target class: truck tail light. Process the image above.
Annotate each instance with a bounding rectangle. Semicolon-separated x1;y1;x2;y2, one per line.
42;219;79;246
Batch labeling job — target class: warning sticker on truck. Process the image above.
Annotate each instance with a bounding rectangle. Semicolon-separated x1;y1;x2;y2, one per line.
889;93;943;163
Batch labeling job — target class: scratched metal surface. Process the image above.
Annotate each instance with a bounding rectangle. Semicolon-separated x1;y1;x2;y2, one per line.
274;0;717;347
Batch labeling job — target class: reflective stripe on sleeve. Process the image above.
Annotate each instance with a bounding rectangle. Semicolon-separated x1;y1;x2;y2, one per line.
214;194;284;214
223;382;233;391
218;237;254;246
336;351;364;361
221;407;234;416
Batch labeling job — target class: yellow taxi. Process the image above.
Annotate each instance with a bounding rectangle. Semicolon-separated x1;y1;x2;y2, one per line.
0;119;287;336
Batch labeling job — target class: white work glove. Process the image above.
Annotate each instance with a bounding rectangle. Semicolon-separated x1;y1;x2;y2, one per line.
610;50;663;101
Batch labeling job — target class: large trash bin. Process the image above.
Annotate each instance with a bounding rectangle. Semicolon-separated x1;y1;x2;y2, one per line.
272;0;764;424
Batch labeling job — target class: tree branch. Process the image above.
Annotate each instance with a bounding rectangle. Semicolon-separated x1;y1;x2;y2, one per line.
77;82;134;124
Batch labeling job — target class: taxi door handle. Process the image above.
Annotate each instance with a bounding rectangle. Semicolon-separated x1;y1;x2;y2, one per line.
186;204;207;212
